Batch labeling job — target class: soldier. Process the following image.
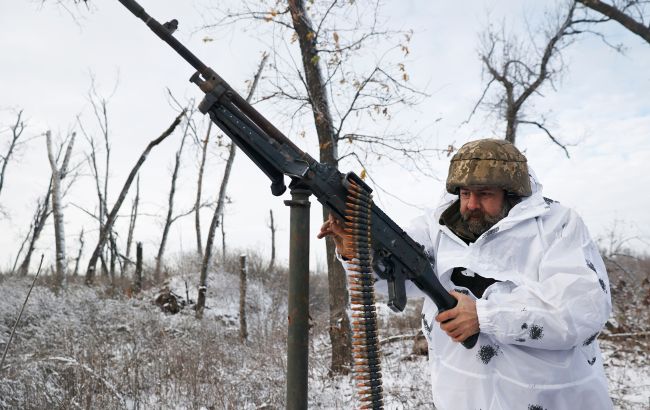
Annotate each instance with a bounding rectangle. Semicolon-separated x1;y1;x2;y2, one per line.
319;138;612;409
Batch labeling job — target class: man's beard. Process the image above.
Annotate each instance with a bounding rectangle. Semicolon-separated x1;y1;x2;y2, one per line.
461;203;510;237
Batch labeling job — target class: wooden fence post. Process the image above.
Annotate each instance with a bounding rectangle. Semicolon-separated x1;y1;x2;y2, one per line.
239;254;248;342
134;242;143;293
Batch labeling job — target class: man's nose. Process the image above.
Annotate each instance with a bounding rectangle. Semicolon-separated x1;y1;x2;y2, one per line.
467;193;481;210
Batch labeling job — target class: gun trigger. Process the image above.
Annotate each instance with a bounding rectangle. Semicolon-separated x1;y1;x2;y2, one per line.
371;249;393;280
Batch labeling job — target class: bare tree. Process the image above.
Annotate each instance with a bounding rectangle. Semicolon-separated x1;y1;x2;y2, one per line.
125;175;140;263
11;223;32;275
77;79;121;277
134;242;143;293
202;0;431;372
15;133;77;276
85;111;185;284
194;121;212;259
45;130;76;286
575;0;650;45
15;199;50;276
39;0;91;21
471;3;579;153
239;254;248;342
196;143;236;319
81;131;109;275
0;110;26;202
73;228;85;277
268;208;276;271
154;107;194;280
221;213;226;266
285;0;355;373
196;53;268;319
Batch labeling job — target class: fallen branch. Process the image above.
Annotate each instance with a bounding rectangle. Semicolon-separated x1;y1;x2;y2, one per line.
379;333;419;346
603;331;650;339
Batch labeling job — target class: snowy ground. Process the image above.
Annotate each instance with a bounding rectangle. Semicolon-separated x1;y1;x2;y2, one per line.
0;271;648;409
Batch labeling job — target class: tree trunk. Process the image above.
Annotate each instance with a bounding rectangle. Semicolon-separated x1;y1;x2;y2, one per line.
87;140;109;277
288;0;352;374
134;242;143;293
46;131;76;287
46;131;67;285
268;209;276;271
505;102;517;144
155;114;190;280
18;135;75;276
108;233;120;282
109;236;116;281
195;54;268;319
17;197;50;276
195;121;212;259
125;175;140;262
221;214;226;266
73;228;84;277
239;254;248;342
196;141;237;319
11;222;32;275
86;111;184;284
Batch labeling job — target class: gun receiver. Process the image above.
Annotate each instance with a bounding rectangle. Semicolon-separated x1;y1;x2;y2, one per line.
116;0;478;349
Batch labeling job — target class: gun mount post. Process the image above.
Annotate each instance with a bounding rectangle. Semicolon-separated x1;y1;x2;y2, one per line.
284;186;311;409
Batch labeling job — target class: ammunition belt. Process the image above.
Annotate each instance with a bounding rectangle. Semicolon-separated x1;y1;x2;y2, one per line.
344;180;384;410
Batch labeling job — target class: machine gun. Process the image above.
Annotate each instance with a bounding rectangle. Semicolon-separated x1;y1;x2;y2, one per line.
116;0;478;351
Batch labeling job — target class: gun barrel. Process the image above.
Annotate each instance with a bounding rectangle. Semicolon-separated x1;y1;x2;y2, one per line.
117;0;210;77
117;0;316;169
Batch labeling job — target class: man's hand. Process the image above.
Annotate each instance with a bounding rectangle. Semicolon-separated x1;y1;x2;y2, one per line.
435;291;479;343
316;213;347;255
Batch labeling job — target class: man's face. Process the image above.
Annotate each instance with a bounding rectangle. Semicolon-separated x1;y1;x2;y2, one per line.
459;186;508;236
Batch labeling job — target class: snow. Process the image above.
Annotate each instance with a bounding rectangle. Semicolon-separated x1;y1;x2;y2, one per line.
0;271;648;409
601;339;650;409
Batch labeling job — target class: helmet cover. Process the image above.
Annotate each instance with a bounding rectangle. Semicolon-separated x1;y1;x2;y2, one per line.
446;138;531;196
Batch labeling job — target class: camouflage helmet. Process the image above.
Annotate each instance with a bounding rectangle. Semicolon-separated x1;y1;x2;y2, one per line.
446;138;532;197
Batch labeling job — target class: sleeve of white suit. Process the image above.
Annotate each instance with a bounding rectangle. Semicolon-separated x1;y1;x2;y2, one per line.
475;209;612;350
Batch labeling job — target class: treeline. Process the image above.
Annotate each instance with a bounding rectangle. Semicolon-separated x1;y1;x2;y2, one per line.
0;55;271;321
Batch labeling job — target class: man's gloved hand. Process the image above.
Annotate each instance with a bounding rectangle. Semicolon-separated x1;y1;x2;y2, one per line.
435;291;480;343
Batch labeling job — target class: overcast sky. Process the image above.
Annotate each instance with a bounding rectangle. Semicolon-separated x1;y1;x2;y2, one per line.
1;0;649;275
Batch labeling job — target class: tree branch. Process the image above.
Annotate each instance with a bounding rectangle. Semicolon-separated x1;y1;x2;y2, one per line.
85;110;185;284
577;0;650;44
518;119;571;158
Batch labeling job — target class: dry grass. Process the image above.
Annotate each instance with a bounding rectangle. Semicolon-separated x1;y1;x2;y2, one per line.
1;249;648;409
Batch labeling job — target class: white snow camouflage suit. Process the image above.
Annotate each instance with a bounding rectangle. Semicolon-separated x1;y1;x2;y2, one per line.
349;173;613;409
